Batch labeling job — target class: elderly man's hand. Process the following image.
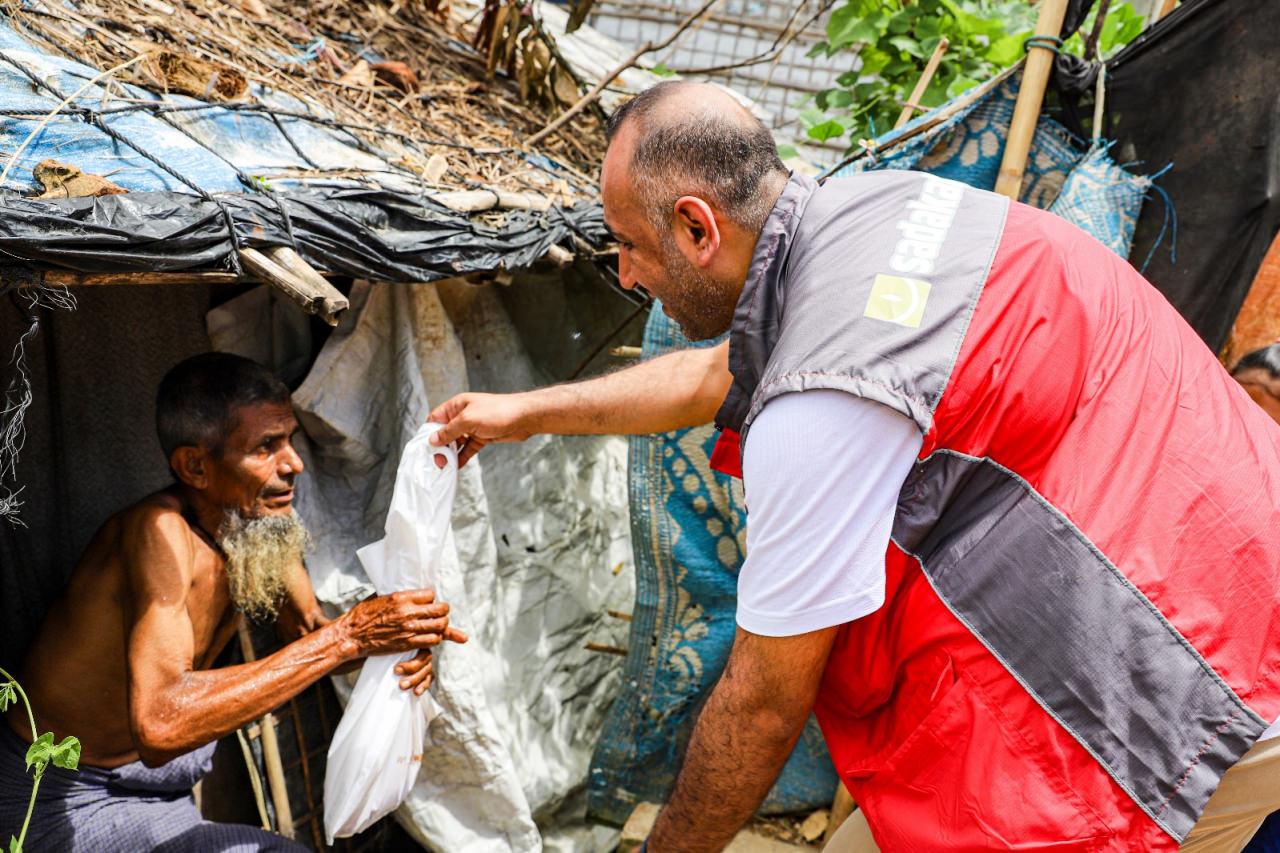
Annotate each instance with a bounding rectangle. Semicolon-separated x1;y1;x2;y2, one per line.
394;649;435;695
428;392;536;466
335;589;468;660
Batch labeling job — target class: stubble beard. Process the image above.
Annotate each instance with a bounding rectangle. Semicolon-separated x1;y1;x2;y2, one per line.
217;509;310;622
656;231;739;342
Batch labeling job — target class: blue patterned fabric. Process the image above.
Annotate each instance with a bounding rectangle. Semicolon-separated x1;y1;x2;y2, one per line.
1049;144;1152;258
588;306;838;824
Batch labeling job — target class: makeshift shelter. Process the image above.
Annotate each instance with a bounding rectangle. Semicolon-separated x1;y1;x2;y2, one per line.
0;0;657;849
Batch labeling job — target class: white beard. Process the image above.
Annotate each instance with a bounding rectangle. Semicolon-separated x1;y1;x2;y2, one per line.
217;509;310;622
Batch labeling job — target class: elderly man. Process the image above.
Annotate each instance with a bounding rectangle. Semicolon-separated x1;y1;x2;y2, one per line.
0;352;463;851
429;81;1280;851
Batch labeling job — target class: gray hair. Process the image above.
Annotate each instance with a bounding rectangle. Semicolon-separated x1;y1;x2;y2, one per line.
606;81;789;234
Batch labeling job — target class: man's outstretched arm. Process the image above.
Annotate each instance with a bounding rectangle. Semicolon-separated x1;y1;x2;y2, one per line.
429;341;730;464
648;626;838;852
123;509;464;766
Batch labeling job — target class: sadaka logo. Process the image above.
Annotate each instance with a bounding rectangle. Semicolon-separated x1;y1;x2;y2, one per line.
865;274;931;328
864;175;962;327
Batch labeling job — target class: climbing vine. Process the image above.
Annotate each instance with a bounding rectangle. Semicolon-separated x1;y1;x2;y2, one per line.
0;668;80;853
792;0;1145;154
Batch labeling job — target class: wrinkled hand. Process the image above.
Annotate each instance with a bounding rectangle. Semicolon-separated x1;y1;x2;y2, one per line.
428;392;535;466
395;649;434;695
337;589;468;660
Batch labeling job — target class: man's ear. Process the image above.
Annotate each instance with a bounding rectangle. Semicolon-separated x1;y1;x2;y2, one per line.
170;446;210;489
672;196;721;268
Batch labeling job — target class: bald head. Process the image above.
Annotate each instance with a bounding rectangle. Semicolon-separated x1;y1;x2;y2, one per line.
605;80;788;234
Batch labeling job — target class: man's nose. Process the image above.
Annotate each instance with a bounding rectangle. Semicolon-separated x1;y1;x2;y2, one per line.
280;443;305;476
618;249;637;290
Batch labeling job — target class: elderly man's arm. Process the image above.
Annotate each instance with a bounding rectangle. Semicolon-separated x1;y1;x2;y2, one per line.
648;626;838;851
428;341;731;464
123;508;461;767
275;560;437;692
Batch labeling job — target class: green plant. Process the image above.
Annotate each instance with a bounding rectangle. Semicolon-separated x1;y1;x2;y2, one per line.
802;0;1144;153
0;668;80;853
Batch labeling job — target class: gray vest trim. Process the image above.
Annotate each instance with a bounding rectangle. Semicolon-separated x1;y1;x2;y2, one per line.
723;171;1007;446
893;449;1268;842
716;171;818;433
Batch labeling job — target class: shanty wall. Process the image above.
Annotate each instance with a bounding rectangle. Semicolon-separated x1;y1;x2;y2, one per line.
0;284;214;671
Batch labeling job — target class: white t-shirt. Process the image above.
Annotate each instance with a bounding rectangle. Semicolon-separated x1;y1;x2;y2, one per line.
734;389;1280;741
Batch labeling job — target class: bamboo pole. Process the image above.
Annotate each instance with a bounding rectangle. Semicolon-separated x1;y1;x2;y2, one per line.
895;38;950;130
993;0;1071;199
237;622;296;840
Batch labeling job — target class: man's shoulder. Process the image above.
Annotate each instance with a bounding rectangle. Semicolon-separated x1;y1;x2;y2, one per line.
112;491;195;554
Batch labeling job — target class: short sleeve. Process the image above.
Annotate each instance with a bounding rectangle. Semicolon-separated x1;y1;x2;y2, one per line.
736;390;923;637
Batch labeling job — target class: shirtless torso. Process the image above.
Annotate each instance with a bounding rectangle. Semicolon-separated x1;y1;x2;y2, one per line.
11;490;258;767
5;397;459;770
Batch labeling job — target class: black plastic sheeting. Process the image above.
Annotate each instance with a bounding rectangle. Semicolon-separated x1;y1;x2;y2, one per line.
0;185;608;282
1105;0;1280;351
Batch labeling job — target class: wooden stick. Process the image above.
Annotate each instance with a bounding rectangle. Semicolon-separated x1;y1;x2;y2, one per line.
824;782;856;844
1083;0;1113;61
1091;64;1107;143
1154;0;1177;21
287;697;326;851
584;642;628;656
895;38;949;130
235;727;272;830
237;622;295;840
993;0;1071;199
431;188;553;213
263;246;349;322
525;0;721;148
32;270;244;287
236;246;350;326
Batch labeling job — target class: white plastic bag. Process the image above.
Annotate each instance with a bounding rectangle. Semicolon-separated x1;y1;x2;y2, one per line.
324;423;457;842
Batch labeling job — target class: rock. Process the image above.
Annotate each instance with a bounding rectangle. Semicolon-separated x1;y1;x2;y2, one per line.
33;160;127;199
620;802;661;852
800;809;830;843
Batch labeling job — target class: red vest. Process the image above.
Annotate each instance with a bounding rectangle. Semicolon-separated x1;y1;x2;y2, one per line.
714;171;1280;849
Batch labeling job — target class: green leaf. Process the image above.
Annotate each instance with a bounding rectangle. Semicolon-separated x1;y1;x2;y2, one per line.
0;682;15;713
887;9;915;34
986;32;1024;66
825;89;854;109
883;56;916;76
827;4;884;49
945;75;979;98
797;107;828;128
887;35;924;57
649;62;677;78
806;119;847;142
10;834;21;853
25;732;53;774
776;143;799;160
50;736;80;771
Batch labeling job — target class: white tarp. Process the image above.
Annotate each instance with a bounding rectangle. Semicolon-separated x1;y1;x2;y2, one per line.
210;281;633;851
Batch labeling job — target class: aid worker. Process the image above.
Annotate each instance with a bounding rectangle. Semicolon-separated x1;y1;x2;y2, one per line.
429;81;1280;852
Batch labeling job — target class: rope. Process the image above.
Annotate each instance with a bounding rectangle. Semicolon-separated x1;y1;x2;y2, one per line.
1023;35;1065;54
